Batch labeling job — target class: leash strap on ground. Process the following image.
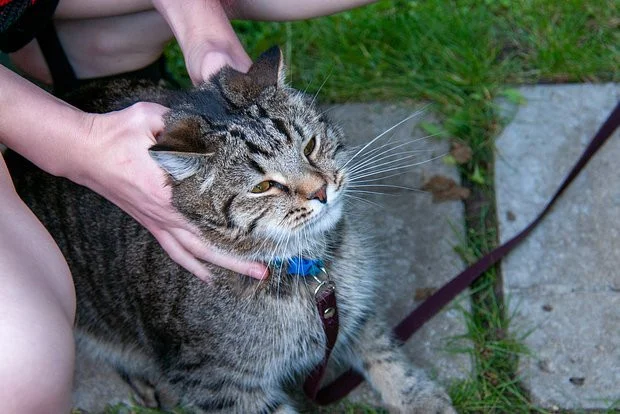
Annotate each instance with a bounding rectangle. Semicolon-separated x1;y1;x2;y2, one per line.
312;100;620;405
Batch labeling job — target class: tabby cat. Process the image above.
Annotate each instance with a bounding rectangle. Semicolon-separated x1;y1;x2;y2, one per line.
7;47;455;413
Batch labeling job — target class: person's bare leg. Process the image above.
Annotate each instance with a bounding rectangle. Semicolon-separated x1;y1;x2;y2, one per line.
0;154;76;413
9;0;377;86
223;0;377;20
9;10;173;84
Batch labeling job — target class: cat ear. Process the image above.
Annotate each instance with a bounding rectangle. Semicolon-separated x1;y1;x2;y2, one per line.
149;117;213;181
149;150;206;181
218;46;284;106
248;45;285;88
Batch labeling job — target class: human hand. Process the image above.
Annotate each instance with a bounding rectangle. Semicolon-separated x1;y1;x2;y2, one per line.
185;37;252;84
152;0;252;84
73;102;267;282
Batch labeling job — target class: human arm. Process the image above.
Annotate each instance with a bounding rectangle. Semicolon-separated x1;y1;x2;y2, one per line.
0;65;267;281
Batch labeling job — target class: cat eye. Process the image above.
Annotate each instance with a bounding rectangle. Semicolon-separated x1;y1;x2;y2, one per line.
251;181;272;193
304;137;317;157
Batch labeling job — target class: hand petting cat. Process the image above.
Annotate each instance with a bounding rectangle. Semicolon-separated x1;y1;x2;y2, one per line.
0;64;267;282
111;0;259;280
80;103;268;282
101;0;379;281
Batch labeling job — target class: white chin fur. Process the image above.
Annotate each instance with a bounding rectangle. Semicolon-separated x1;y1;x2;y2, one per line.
304;198;343;234
257;198;343;259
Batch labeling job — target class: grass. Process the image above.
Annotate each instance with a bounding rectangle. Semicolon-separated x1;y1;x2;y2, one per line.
151;0;619;413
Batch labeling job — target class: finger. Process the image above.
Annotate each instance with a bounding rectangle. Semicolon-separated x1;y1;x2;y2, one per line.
199;52;231;83
230;50;252;73
172;227;269;280
129;102;169;138
145;107;168;137
154;230;213;283
207;250;269;280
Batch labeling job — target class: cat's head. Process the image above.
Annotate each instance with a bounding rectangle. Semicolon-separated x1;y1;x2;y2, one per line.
149;47;348;260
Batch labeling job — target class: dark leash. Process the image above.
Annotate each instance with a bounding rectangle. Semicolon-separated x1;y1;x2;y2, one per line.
306;100;620;405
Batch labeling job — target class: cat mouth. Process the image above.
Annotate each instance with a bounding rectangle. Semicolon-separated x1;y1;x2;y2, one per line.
296;198;343;233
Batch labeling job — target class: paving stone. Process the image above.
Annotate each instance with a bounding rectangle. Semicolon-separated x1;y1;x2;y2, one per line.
72;103;470;410
326;103;469;405
495;84;620;410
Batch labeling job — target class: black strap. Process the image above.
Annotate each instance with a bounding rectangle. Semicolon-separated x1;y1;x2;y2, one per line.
35;21;79;96
34;23;176;97
312;100;620;405
0;0;60;53
303;281;339;400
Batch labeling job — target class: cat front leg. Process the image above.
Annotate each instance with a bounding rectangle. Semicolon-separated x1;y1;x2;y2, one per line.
184;389;299;414
163;368;298;414
352;319;456;414
272;403;299;414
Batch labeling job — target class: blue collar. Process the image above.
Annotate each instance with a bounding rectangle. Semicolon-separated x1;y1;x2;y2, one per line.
273;257;325;277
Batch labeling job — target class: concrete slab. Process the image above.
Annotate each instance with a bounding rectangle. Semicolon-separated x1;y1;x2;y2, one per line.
495;84;620;410
73;103;470;410
327;103;469;405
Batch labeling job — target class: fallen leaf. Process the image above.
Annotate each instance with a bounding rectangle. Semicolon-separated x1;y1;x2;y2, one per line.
422;175;471;202
569;377;585;386
450;141;473;164
414;287;437;301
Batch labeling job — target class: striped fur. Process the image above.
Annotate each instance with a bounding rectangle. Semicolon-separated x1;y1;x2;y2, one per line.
7;47;455;413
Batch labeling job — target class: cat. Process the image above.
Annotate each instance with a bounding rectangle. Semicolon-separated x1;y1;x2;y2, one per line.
6;47;455;413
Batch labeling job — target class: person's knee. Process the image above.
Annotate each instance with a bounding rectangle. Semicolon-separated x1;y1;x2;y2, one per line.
0;175;76;321
0;257;76;413
0;170;76;412
0;353;75;413
0;311;75;413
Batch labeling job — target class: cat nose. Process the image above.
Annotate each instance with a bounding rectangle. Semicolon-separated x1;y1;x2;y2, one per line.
307;184;328;204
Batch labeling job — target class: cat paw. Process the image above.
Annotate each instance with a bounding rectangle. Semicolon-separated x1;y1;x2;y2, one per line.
387;382;456;414
273;404;299;414
407;388;456;414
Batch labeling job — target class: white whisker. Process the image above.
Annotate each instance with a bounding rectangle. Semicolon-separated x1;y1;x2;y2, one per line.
348;140;439;177
347;184;428;193
344;189;399;196
348;150;434;179
318;105;338;117
349;169;423;184
348;153;447;181
341;106;429;170
310;68;333;107
347;133;437;165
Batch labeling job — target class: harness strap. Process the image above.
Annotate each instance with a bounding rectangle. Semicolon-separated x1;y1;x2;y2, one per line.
312;100;620;405
35;22;79;96
303;280;339;400
34;23;177;97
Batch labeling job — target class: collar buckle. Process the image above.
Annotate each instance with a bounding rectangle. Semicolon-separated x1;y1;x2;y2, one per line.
312;266;334;297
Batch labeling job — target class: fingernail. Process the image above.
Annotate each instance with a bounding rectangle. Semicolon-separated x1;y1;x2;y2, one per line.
249;265;269;280
198;271;214;285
